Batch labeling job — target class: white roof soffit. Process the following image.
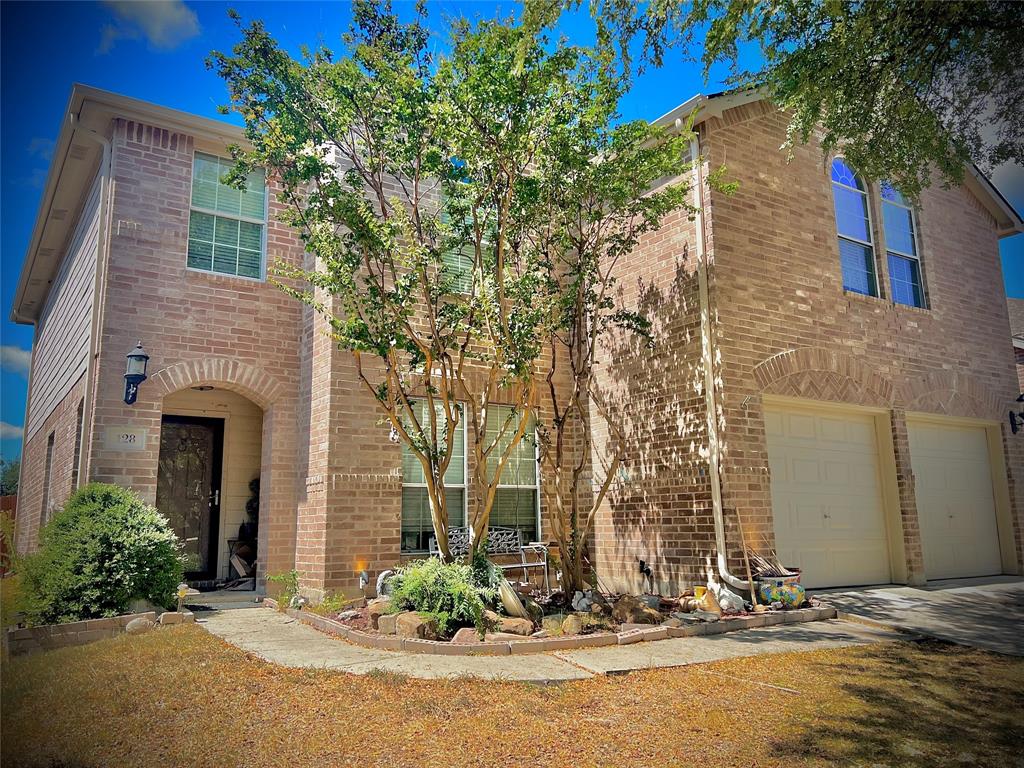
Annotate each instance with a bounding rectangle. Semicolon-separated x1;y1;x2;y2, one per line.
10;84;246;325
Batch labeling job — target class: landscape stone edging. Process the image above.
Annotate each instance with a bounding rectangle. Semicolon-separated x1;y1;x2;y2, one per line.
4;611;160;656
264;600;839;656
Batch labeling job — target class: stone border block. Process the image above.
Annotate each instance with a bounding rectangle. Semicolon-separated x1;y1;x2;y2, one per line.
268;600;839;658
4;611;158;656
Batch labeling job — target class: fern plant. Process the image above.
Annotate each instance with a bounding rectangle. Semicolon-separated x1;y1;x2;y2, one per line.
387;558;498;637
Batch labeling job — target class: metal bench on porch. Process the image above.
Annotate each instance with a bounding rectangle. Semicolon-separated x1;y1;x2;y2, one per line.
429;527;550;592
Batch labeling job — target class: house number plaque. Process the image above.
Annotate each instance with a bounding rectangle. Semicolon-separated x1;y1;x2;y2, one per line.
105;426;148;452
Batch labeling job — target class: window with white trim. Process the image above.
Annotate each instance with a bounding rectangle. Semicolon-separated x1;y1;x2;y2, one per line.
439;196;476;294
187;153;267;279
880;183;926;308
41;431;55;524
401;401;467;553
830;158;877;296
485;405;540;543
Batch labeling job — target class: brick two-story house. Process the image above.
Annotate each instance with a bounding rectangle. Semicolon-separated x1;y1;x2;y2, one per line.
12;85;1023;598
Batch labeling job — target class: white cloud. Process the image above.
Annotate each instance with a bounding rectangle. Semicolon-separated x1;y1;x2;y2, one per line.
27;137;55;162
0;345;32;377
98;0;200;54
0;423;23;441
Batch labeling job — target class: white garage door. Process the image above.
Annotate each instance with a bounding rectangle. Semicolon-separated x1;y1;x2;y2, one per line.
765;403;891;589
907;420;1001;580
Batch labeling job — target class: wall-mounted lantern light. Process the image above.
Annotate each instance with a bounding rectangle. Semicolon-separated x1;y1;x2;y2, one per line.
123;341;149;405
1011;394;1024;435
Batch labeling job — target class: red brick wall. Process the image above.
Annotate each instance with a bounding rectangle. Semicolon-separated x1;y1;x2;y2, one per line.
590;191;713;594
16;375;86;552
703;101;1023;581
85;119;305;582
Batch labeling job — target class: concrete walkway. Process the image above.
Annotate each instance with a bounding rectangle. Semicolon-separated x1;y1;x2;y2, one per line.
817;576;1024;656
199;607;903;682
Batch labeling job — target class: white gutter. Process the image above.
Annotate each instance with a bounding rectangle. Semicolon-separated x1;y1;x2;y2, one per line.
689;132;751;593
69;113;114;487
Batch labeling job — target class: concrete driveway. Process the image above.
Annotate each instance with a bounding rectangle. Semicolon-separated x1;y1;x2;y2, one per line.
815;576;1024;656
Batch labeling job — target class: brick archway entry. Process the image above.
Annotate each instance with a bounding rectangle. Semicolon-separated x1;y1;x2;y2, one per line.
151;359;296;587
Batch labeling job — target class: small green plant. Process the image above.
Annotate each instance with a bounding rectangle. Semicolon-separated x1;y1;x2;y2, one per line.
267;569;299;610
306;590;353;616
18;483;183;625
387;558;498;637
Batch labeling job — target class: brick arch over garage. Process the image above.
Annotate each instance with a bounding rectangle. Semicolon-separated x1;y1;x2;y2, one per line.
900;370;1005;421
150;358;286;409
751;346;896;407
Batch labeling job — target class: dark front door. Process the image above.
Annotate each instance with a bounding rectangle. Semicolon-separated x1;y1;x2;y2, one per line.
157;416;224;580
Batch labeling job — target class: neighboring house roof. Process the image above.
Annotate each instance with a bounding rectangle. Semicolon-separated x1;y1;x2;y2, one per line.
1008;298;1024;350
12;86;1024;324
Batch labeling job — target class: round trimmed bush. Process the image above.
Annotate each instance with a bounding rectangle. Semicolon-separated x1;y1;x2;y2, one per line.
20;483;183;625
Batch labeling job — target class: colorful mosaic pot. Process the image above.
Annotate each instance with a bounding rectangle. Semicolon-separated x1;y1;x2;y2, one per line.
757;574;806;607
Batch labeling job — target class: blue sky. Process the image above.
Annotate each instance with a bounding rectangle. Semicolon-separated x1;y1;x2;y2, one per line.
1;1;1021;461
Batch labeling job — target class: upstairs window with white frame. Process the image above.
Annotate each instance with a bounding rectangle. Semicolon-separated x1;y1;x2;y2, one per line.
881;183;926;308
485;405;540;543
438;199;476;294
188;153;267;279
830;158;877;297
401;402;467;553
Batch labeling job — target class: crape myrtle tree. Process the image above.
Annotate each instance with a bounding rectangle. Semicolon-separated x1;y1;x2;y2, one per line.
211;3;545;561
530;94;728;595
526;0;1024;200
210;1;698;565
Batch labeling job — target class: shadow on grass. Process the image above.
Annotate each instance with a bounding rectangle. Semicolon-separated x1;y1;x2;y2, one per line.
771;641;1024;767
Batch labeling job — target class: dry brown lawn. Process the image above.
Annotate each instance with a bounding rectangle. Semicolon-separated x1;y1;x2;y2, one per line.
2;624;1022;768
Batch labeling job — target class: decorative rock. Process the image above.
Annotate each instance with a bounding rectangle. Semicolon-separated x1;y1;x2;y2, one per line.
542;615;564;633
611;594;662;625
484;631;528;642
561;614;583;636
158;612;184;626
661;617;682;628
531;629;551;638
497;616;535;636
338;610;360;621
395;612;439;640
125;617;155;635
451;627;484;644
377;613;399;635
366;598;391;629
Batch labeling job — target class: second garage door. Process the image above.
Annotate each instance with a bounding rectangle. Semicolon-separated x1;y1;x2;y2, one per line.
765;402;891;589
907;419;1001;580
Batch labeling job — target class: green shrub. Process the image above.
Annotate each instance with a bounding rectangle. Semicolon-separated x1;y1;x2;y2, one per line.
19;483;183;625
387;558;498;637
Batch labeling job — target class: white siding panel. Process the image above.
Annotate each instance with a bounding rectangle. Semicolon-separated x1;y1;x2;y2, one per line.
26;172;101;439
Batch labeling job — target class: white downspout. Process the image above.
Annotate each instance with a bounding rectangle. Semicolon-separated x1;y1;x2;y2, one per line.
689;134;750;592
70;113;114;487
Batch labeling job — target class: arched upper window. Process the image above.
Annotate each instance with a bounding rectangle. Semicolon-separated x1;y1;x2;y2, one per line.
880;183;925;307
831;158;877;296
